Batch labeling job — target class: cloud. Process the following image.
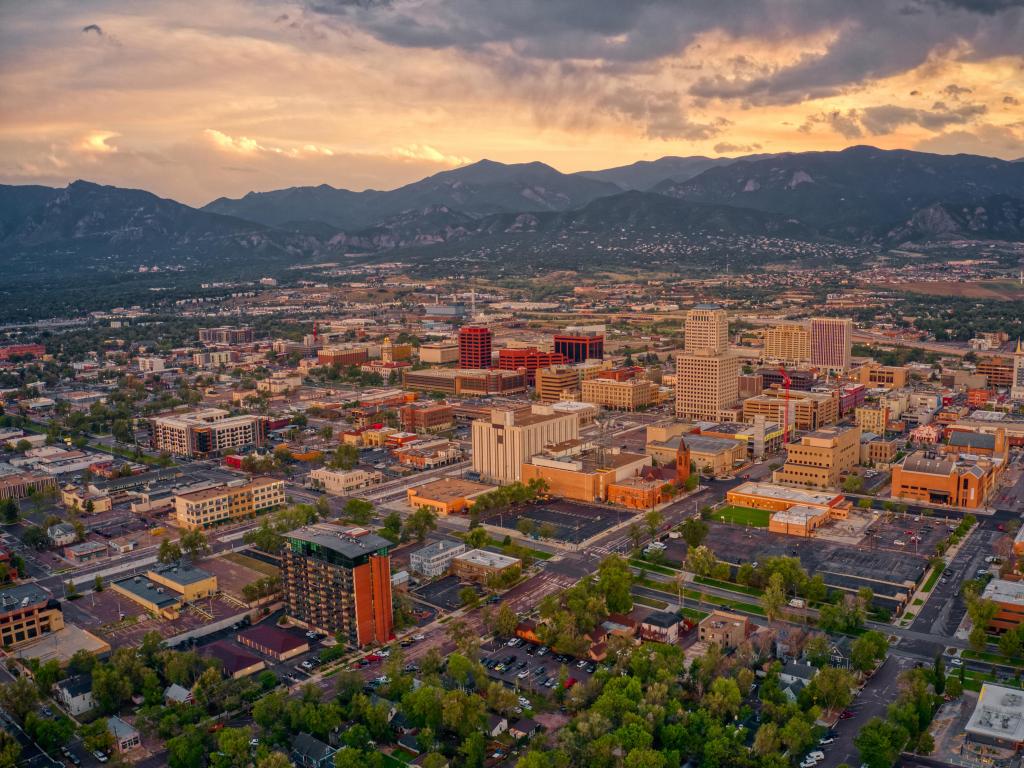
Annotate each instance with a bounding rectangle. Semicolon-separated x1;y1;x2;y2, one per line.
799;110;864;139
392;144;469;165
713;141;763;153
859;102;987;133
81;24;103;36
79;131;119;153
942;83;973;98
599;86;731;140
204;129;334;157
915;122;1024;156
1005;95;1021;105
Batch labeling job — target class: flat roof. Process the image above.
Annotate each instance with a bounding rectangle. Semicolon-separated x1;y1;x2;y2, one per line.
286;523;392;558
12;623;111;665
731;481;841;507
967;683;1024;743
983;579;1024;607
454;549;521;569
238;624;309;653
771;505;827;525
411;539;466;559
409;478;495;503
112;575;180;608
151;563;213;586
0;584;53;614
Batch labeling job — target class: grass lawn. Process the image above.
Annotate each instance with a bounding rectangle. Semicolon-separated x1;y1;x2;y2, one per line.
629;558;677;576
223;551;280;577
696;576;763;597
710;505;771;527
378;753;409;767
921;567;943;593
682;607;709;621
634;595;670;610
963;649;1024;668
912;598;924;606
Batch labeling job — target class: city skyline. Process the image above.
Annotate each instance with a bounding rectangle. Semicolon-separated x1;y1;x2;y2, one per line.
0;0;1021;204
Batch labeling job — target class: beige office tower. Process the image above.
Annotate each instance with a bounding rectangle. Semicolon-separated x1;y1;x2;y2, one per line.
684;304;729;355
810;317;853;372
764;323;811;365
471;406;579;484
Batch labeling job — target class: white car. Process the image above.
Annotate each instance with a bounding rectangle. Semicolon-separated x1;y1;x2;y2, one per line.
894;539;906;546
949;657;963;667
799;758;818;768
412;633;425;641
808;751;825;761
518;697;531;707
517;670;529;679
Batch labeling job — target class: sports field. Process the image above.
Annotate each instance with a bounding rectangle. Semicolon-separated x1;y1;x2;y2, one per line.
710;505;771;527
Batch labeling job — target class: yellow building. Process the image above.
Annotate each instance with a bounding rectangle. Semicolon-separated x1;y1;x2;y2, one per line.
174;477;284;530
581;377;658;411
61;486;113;514
520;442;651;504
675;352;740;421
0;585;65;649
858;363;909;389
727;481;851;537
772;426;861;489
406;477;496;516
535;366;580;403
647;434;746;478
742;389;838;431
854;406;888;434
111;564;218;619
764;323;811;365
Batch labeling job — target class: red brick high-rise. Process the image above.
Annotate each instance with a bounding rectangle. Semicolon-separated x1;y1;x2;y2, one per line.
497;348;566;384
458;326;493;369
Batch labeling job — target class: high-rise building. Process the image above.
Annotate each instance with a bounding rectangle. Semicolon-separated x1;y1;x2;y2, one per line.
458;326;492;369
553;326;604;363
810;317;853;372
198;326;253;345
684;305;729;355
764;323;811;365
675;305;739;420
1012;340;1024;401
471;406;579;484
282;524;393;647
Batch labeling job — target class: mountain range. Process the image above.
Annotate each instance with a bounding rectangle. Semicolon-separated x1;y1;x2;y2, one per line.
2;146;1023;293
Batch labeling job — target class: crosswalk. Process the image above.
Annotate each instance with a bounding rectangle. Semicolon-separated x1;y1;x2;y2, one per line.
506;573;575;612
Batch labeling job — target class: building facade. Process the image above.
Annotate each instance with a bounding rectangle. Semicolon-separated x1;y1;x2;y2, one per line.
307;468;383;496
282;524;394;647
458;326;493;369
174;478;284;529
150;409;266;458
471;406;579;484
553;327;604;363
535;366;581;403
772;426;861;489
581;377;658;411
764;323;811;365
0;585;64;649
810;317;853;372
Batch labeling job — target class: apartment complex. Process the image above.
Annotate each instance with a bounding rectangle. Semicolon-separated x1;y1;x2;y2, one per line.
977;356;1015;388
451;549;522;584
307;468;383;496
409;540;467;578
458;326;493;369
199;326;253;345
698;610;753;649
854;405;888;434
535;365;581;403
764;323;810;365
810;317;853;372
581;377;658;411
772;426;861;489
174;477;285;529
282;524;393;647
553;326;604;363
471;405;579;484
0;584;64;649
676;305;739;420
150;408;266;457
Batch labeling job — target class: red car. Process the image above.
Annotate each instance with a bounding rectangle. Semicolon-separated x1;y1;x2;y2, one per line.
838;710;855;720
563;677;577;689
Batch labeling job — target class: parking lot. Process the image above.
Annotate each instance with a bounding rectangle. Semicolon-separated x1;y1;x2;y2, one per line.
413;574;483;610
479;638;599;696
479;499;636;544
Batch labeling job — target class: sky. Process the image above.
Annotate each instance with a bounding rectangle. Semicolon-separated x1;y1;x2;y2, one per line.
1;0;1022;206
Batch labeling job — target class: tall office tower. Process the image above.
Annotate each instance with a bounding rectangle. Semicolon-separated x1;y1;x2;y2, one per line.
1012;339;1024;401
282;524;393;647
684;305;729;355
458;326;493;369
764;323;811;365
471;406;579;484
810;317;853;372
553;326;604;363
676;304;739;420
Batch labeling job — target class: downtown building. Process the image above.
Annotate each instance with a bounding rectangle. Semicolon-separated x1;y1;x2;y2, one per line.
809;317;853;372
198;326;254;345
458;326;493;369
553;326;604;363
150;408;266;458
675;305;740;421
282;524;393;647
471;405;579;484
173;477;285;530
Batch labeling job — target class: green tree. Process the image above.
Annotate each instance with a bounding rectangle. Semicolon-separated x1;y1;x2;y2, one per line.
806;667;855;713
854;718;908;768
166;726;210;768
596;555;634;613
158;538;183;565
0;498;18;524
644;509;664;536
704;677;742;720
179;528;209;560
80;718;116;754
0;730;20;768
465;526;489;550
492;603;518;638
0;677;39;724
933;654;945;695
404;506;438;543
686;545;718;578
850;630;889;673
343;498;374;525
217;727;253;768
763;572;786;623
679;517;709;549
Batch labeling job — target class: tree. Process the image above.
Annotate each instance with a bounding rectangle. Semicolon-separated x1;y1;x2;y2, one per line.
0;677;39;724
258;752;292;768
465;526;489;550
851;631;889;673
459;586;480;608
179;528;209;560
705;676;741;721
644;509;664;537
80;718;116;755
93;573;104;592
459;732;487;768
854;717;908;768
804;634;831;667
217;727;253;768
329;444;359;470
763;572;786;623
343;498;374;525
381;511;403;543
753;722;781;756
158;538;183;565
596;555;634;613
806;667;854;713
0;730;20;768
686;545;717;578
933;654;945;695
679;517;708;549
91;663;132;714
842;475;864;493
0;498;17;524
491;603;518;639
404;506;437;543
167;726;210;768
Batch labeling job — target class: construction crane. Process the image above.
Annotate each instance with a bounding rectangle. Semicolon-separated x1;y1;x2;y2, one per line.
778;366;792;444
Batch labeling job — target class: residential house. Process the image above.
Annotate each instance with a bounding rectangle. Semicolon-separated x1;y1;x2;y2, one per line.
486;714;509;738
107;716;141;753
292;732;337;768
164;684;194;705
54;674;94;717
509;718;540;740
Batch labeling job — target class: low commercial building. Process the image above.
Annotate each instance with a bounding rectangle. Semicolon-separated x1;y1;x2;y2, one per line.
606;475;668;511
203;640;266;679
520;442;651;504
401;368;527;396
700;419;785;460
394;439;463;470
982;579;1024;633
858;363;909;389
861;435;899;467
535;365;581;403
966;683;1024;750
0;472;57;501
772;426;861;489
64;540;108;564
891;451;1000;509
727;481;851;537
111;564;218;619
237;624;310;661
399;402;455;434
855;406;888;435
0;584;64;649
406;477;496;516
698;610;753;649
648;434;746;478
409;540;467;578
308;467;383;496
60;485;112;514
174;477;285;529
451;549;521;584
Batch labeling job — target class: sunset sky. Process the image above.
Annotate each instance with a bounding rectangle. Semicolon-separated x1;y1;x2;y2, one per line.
1;0;1022;205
